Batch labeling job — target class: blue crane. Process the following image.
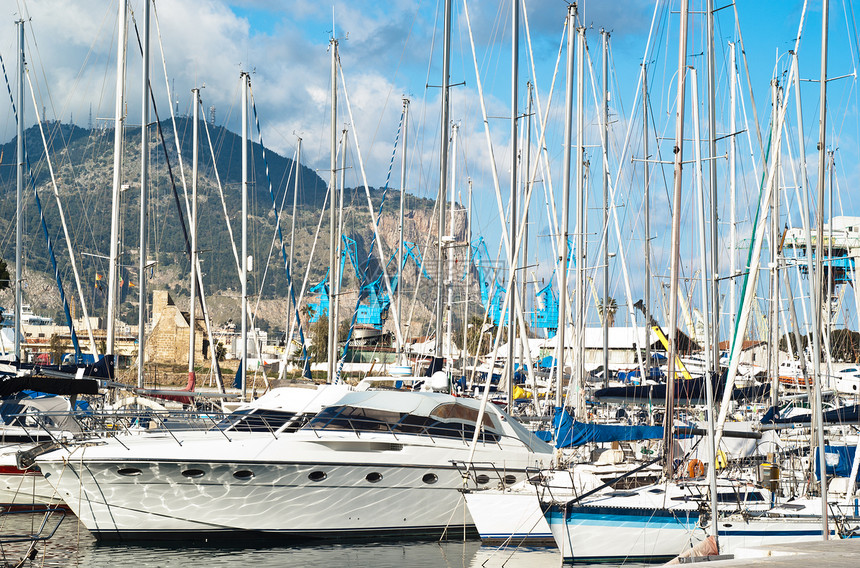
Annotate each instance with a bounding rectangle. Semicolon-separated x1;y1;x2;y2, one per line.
529;237;575;338
307;269;330;323
308;238;431;330
532;280;558;338
468;237;505;325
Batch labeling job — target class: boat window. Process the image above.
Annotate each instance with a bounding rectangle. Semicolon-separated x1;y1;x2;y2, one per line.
305;405;501;442
422;473;438;484
365;472;383;483
608;491;637;497
430;403;496;430
181;469;205;479
215;409;298;433
716;491;765;503
233;470;255;481
0;402;25;426
117;467;142;477
308;471;327;482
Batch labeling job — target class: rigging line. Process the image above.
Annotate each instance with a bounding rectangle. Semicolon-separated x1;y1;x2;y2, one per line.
461;0;540;390
573;7;664;378
0;50;84;359
337;56;407;375
287;182;331;356
19;2;113;260
24;67;100;357
142;6;225;390
522;0;565;270
354;1;420;164
337;105;404;379
201;102;241;276
249;90;311;377
782;125;812;335
151;1;191;211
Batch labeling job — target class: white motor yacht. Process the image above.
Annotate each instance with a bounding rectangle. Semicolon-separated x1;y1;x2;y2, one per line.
35;389;552;541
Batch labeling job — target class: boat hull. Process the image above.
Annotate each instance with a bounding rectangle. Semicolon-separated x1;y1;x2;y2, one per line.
38;433;546;540
545;504;702;563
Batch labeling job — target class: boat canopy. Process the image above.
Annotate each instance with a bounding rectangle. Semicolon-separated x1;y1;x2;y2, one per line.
814;445;859;480
552;407;664;448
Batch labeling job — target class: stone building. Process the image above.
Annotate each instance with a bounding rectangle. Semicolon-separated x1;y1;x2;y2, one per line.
145;290;207;365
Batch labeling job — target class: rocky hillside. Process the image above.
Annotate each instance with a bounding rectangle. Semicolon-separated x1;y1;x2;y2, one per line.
0;119;477;338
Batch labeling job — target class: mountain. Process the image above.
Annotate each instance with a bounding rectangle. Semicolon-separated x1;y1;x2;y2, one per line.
0;119;462;336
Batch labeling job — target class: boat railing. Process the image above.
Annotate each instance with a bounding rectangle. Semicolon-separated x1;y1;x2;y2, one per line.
9;409;231;447
521;466;580;504
451;460;522;490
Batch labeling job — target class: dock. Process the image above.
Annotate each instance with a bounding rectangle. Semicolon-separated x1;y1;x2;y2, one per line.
701;538;860;566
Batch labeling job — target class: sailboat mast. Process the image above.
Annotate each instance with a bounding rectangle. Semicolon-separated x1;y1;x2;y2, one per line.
555;5;575;410
601;30;610;388
398;98;409;365
107;0;128;359
434;0;451;362
664;0;690;479
507;0;519;410
691;66;719;542
14;19;23;363
463;179;472;381
522;82;532;336
448;123;459;371
327;37;339;382
707;0;720;380
729;42;737;332
813;0;830;540
189;87;200;382
573;25;586;419
769;79;781;409
137;0;150;388
287;137;301;347
240;71;249;398
333;127;346;372
643;62;651;388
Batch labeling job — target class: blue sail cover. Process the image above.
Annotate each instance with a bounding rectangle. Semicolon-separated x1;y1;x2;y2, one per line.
552;407;665;448
814;445;859;480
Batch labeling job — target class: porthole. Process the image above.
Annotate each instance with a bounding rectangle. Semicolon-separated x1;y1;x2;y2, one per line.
365;472;383;483
233;470;255;481
308;470;327;482
504;474;517;485
422;473;438;484
117;467;142;477
476;474;490;485
181;469;205;479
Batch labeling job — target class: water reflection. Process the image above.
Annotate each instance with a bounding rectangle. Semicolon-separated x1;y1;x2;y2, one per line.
0;512;648;567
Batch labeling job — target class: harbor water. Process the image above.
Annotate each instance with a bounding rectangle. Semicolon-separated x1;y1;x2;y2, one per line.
0;511;539;568
0;511;657;567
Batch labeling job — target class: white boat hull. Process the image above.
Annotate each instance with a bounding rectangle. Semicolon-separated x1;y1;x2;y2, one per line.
39;433;548;539
466;490;554;545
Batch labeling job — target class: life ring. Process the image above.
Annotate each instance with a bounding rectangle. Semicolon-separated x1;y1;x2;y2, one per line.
687;459;705;478
715;449;728;470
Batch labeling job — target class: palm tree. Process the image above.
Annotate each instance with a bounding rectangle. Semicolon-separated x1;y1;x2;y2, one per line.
598;297;618;327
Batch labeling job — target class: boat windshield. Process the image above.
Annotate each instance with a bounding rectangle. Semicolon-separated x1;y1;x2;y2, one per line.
214;409;307;433
304;402;501;442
